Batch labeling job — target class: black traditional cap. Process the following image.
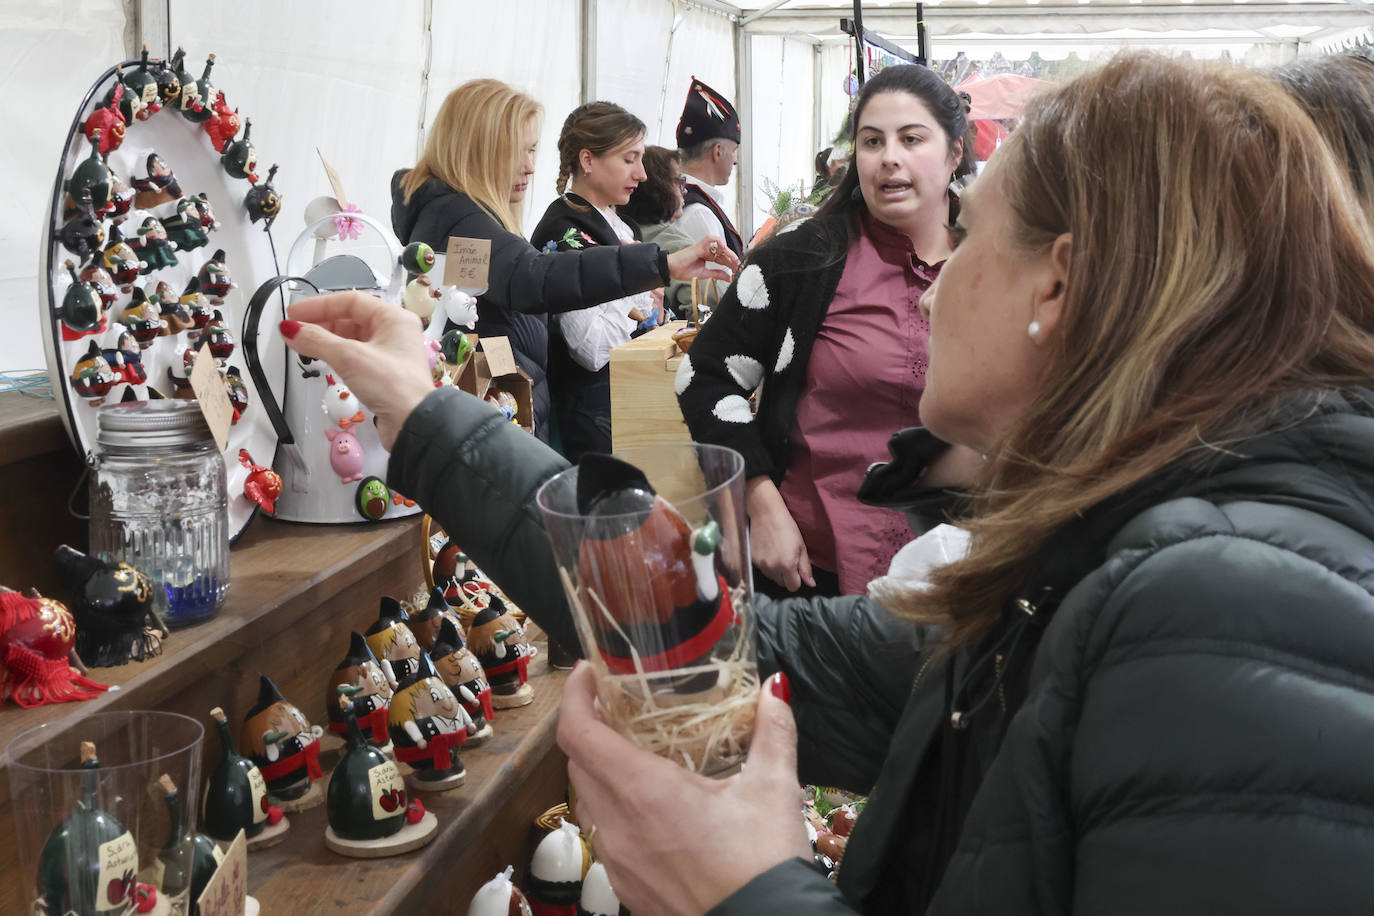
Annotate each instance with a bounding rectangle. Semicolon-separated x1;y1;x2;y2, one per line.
411;587;448;626
430;617;466;659
335;632;380;672
576;453;656;540
676;76;741;148
394;652;440;694
470;602;501;631
182;275;201;294
378;595;408;623
246;674;286;719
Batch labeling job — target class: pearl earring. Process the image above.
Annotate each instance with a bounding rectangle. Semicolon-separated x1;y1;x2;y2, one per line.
1028;320;1041;341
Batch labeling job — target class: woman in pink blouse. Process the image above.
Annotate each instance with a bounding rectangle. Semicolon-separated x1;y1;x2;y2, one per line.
677;66;982;598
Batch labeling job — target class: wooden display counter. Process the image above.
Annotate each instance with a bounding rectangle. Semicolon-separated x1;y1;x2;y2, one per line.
610;320;693;452
0;405;570;915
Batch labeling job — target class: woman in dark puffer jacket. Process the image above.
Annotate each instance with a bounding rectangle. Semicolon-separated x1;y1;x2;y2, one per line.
292;54;1374;915
391;78;736;441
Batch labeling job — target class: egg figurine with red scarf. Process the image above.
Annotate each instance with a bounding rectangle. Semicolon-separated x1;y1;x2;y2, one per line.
363;596;422;688
161;196;210;252
80;263;118;310
467;867;534;916
220;117;258;182
407;587;454;654
132;153;182;210
201;310;235;361
102;226;142;291
197;249;233;302
120;289;160;349
388;653;471;791
105;329;146;387
225;366;250;422
325;690;437;857
238;449;282;514
573;453;736;693
325;632;394;749
132;217;177;274
69;341;117;404
157;293;194;338
527;818;591;915
430;616;494;744
0;587;108;708
106;175;136;224
467;594;534;709
240;675;325;810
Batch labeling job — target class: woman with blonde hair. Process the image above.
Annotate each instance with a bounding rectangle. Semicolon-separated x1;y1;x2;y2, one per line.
391;79;737;440
296;52;1374;913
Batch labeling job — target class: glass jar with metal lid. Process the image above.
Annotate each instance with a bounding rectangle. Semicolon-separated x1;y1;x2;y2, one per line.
89;400;229;627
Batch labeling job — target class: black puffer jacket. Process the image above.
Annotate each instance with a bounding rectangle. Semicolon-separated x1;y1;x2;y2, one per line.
389;385;1374;915
389;171;670;439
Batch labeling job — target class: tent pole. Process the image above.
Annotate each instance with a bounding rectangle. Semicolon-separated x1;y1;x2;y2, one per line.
736;23;755;243
853;0;865;87
581;0;598;105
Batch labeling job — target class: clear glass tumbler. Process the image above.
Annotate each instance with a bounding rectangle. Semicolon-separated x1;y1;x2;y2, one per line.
4;710;205;915
536;443;756;776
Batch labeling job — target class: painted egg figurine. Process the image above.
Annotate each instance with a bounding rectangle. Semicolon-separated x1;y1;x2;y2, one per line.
220;117;258;182
80;263;118;309
201;310;235;360
106;176;136;224
83;85;127;155
363;597;422;687
55;544;159;667
120;290;160;348
157;293;194;337
467;867;533;916
67;131;112;213
169;48;201;116
402;275;440;327
225;366;250;421
579;863;621;916
355;476;391;521
124;46;162;120
573;453;735;688
325;632;394;747
70;341;117;402
197;250;233;301
58;191;105;260
57;261;105;340
102;227;142;291
323;373;363;428
203;91;240;152
467;594;534;708
528;819;591;911
245;164;282;227
153;55;181;107
430;616;495;741
184;54;216;123
132;153;182;209
238;449;282;514
326;691;409;842
240;675;324;802
0;588;107;708
400;241;436;276
132;217;177;273
386;653;469;786
162;197;209;252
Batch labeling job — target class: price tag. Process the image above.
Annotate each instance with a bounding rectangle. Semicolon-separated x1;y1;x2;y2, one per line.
197;829;247;916
443;237;491;294
317;149;350;209
480;335;518;377
189;343;233;453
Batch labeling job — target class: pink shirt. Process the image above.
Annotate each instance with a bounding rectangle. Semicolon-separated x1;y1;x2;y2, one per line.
778;214;940;594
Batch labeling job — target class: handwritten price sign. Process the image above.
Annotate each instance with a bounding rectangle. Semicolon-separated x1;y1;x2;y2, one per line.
198;829;247;916
443;237;491;294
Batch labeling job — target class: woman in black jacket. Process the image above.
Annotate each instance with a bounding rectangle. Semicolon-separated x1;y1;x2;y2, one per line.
289;54;1374;915
391;78;736;440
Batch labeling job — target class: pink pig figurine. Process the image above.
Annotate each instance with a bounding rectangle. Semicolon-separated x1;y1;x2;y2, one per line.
325;428;365;483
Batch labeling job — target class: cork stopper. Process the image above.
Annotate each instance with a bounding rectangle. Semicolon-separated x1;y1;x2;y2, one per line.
80;741;96;764
158;773;176;794
210;706;226;723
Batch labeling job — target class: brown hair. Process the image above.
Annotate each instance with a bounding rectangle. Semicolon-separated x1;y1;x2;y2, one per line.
555;101;646;208
887;53;1374;647
399;79;542;233
621;146;683;225
1273;53;1374;222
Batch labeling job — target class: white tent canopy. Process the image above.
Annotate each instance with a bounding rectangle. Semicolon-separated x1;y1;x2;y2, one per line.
2;0;1366;372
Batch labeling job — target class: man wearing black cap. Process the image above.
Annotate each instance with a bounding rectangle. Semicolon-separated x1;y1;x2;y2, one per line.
676;76;744;261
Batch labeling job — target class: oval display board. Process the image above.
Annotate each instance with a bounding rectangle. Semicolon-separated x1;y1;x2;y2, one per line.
40;54;287;542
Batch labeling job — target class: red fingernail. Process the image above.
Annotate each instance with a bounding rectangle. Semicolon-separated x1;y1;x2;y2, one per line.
279;319;301;339
768;671;790;705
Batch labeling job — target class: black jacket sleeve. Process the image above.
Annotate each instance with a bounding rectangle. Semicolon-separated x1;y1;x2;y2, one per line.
428;201;669;316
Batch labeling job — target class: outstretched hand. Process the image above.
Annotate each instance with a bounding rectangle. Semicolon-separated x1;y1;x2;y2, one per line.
666;236;740;283
557;663;809;915
281;291;435;451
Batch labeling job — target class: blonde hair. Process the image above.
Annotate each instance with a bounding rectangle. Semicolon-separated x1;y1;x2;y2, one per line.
400;79;543;233
889;53;1374;647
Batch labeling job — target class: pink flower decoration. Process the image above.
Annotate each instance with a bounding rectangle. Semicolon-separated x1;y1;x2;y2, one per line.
333;203;363;241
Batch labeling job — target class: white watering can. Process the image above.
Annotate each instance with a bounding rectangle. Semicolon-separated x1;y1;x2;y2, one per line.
241;209;420;524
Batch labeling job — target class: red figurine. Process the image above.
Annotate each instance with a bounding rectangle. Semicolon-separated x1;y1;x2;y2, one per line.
82;84;127;156
203;92;241;152
239;449;282;515
0;587;109;708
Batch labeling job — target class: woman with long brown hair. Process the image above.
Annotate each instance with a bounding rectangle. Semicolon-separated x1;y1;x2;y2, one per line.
391;79;737;441
293;53;1374;913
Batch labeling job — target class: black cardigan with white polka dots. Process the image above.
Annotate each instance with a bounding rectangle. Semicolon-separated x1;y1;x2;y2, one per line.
674;215;849;482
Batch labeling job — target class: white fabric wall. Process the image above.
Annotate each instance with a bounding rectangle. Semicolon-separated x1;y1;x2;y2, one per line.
749;34;818;231
2;0;128;374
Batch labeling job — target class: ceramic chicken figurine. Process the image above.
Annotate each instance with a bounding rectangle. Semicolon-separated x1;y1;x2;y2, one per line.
363;597;422;687
240;675;324;808
527;819;591;915
238;449;282;515
204;706;288;846
573;453;735;689
325;690;436;857
55;544;165;667
326;632;394;748
0;587;108;708
430;615;495;743
387;653;471;790
467;594;535;708
36;742;145;916
467;867;533;916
